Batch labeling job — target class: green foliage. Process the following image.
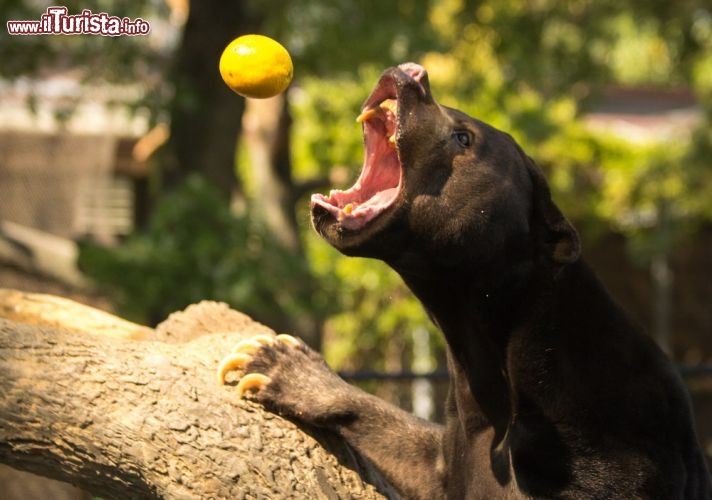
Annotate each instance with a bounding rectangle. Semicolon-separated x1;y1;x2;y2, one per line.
305;226;441;371
278;0;438;75
80;176;319;326
291;67;380;177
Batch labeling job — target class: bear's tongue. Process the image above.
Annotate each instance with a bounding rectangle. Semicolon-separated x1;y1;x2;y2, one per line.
311;99;402;230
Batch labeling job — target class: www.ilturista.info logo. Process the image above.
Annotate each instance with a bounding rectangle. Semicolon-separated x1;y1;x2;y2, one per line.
7;6;150;36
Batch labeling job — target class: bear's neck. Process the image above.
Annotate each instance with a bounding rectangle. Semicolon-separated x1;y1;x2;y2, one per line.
398;258;541;438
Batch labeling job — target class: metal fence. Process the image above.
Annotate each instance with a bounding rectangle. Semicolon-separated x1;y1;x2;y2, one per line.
342;364;712;383
340;363;712;424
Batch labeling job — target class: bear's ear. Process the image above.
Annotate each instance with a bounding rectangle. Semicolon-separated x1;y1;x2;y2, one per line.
525;156;581;265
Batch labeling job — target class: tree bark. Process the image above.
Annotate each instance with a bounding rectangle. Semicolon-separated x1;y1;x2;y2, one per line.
0;290;395;499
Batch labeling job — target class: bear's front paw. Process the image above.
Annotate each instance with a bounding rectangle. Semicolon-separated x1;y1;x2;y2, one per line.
217;333;349;423
217;333;303;396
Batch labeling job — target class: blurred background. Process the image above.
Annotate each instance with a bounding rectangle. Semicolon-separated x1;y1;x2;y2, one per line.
1;0;711;492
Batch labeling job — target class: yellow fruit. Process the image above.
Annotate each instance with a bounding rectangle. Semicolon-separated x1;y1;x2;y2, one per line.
219;34;293;99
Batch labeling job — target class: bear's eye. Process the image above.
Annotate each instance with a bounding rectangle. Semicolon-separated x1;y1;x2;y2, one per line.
453;130;472;148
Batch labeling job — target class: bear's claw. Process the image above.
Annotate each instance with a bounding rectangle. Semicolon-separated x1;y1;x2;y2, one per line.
235;373;273;397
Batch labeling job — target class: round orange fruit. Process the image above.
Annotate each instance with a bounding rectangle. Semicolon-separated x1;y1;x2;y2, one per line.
219;34;293;99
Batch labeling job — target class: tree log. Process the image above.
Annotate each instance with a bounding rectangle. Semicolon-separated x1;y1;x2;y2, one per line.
0;289;396;499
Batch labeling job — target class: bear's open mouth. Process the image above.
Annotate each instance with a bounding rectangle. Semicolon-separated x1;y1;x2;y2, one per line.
310;91;402;231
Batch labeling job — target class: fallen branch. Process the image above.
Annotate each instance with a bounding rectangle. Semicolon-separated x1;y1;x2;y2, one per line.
0;289;395;499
